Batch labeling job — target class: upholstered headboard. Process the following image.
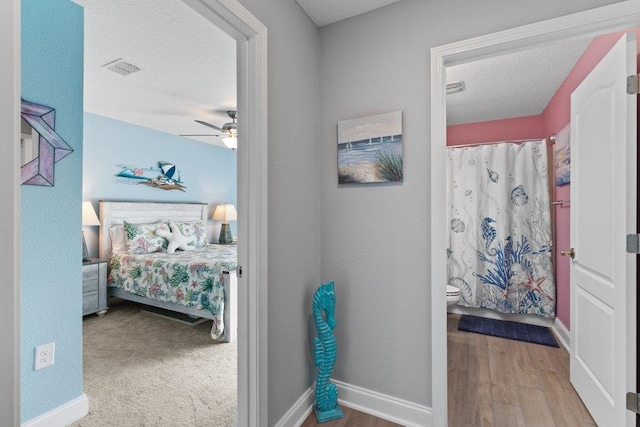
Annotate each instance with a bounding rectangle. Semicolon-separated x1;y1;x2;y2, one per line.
99;201;208;259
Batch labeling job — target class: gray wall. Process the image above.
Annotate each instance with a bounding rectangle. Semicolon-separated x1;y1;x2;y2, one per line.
234;0;321;424
319;0;624;408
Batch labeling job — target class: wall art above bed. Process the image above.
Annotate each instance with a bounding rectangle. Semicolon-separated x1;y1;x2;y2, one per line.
114;160;187;191
337;111;403;185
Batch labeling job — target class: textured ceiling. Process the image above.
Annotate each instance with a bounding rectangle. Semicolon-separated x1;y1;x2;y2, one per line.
77;0;592;143
77;0;236;148
295;0;403;27
446;37;592;125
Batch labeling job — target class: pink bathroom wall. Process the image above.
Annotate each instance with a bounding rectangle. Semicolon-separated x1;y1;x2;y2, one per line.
541;29;640;330
447;115;543;146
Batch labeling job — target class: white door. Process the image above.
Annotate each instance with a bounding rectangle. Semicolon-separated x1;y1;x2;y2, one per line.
569;32;637;426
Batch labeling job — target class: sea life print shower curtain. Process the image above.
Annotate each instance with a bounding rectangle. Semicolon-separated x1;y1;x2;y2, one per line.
446;140;555;317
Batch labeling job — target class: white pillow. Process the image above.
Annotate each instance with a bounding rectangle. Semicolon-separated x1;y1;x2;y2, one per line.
109;225;126;254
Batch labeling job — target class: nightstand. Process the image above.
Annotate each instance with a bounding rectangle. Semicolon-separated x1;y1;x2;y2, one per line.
82;258;108;316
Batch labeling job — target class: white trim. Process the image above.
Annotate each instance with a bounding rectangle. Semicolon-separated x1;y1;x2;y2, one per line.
0;0;21;426
21;394;88;427
335;380;432;427
180;1;269;424
430;1;640;424
273;386;314;427
552;317;571;352
277;382;432;427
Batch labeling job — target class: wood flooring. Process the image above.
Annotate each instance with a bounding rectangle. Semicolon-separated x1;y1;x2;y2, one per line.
301;406;402;427
302;314;595;426
448;313;595;426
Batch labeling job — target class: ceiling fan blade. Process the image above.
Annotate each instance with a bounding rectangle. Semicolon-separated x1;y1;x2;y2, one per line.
194;120;223;132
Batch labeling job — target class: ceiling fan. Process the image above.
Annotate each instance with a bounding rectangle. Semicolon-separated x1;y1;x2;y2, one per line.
180;110;238;151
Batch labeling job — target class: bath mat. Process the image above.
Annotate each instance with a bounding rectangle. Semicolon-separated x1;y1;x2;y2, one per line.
458;315;559;347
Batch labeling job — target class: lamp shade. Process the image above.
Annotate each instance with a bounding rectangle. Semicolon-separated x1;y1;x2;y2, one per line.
82;202;100;226
213;203;237;223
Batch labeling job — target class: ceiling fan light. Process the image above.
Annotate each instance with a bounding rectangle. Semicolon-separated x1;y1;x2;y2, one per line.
222;136;237;151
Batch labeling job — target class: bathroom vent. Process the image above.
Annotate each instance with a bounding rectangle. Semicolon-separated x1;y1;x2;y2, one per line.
102;58;141;76
446;80;465;94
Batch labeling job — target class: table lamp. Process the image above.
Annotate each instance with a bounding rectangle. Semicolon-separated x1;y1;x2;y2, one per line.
212;203;237;244
82;201;100;262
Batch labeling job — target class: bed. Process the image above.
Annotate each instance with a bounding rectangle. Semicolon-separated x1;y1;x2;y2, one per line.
99;201;237;342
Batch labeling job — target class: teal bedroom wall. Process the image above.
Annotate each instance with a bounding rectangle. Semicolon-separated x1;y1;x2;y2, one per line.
21;0;84;422
82;112;237;255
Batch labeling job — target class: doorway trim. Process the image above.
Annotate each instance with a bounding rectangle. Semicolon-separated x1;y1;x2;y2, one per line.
0;0;268;425
0;0;21;426
182;2;268;424
430;1;640;425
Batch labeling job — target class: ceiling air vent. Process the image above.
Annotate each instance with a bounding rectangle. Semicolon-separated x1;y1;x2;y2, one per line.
102;58;141;76
446;80;465;94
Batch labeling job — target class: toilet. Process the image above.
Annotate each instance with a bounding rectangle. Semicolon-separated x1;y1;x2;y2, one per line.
446;285;461;307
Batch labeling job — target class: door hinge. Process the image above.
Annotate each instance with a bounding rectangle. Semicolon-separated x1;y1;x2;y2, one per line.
236;265;243;278
627;74;639;95
627;392;640;413
626;234;640;254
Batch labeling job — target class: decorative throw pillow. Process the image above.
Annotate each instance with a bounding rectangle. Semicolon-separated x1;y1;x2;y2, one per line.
173;220;207;248
156;221;196;254
123;221;167;254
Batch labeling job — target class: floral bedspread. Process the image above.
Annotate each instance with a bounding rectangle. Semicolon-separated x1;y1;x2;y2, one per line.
108;244;237;339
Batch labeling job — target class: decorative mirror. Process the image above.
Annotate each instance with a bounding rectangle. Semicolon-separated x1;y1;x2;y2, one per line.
20;99;73;186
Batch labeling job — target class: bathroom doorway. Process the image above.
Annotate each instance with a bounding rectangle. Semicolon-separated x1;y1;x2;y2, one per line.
443;36;591;425
430;4;640;425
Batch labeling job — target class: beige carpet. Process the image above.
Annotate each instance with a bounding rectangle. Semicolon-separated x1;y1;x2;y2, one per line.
72;300;237;427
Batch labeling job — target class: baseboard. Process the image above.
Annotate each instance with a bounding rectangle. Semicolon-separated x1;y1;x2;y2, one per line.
552;317;570;352
275;381;432;427
334;380;432;426
273;386;314;427
21;394;89;427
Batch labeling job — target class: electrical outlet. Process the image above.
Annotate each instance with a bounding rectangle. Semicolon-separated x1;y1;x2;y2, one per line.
34;342;55;370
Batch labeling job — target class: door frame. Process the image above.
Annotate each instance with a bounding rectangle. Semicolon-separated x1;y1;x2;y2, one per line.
0;0;268;425
430;1;640;424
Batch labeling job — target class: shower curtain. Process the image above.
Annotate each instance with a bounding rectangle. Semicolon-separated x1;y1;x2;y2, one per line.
446;140;555;317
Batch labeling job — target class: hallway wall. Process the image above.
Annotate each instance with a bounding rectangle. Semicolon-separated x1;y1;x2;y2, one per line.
233;1;322;423
319;0;625;409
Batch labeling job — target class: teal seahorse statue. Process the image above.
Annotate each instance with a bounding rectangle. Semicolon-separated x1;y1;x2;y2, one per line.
313;281;344;423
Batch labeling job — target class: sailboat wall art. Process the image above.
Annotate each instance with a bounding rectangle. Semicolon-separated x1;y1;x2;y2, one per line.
114;160;187;192
337;111;403;185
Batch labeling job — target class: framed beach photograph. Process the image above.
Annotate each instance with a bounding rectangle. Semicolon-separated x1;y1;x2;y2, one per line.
337;111;403;184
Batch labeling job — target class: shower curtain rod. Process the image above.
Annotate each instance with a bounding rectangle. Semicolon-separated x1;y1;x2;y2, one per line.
447;136;556;149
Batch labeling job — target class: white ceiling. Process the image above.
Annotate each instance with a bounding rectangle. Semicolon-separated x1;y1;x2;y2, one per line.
77;0;236;148
76;0;593;144
295;0;403;27
446;37;593;125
